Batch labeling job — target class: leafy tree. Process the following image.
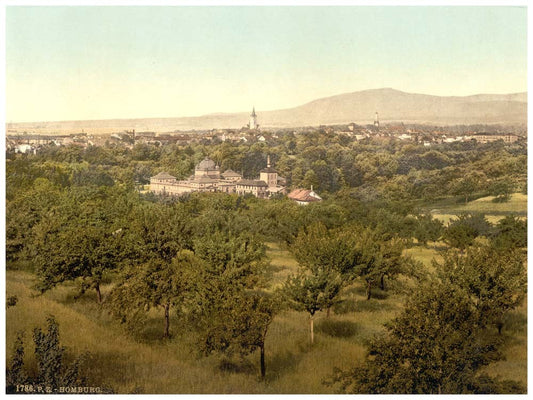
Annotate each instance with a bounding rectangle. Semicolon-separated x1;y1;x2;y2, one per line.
442;213;492;250
489;179;514;203
108;250;199;338
6;178;63;265
126;202;194;265
413;214;443;245
329;282;519;393
329;245;526;394
198;290;279;378
290;223;363;278
6;333;28;393
33;220;121;302
288;223;369;316
191;230;271;365
301;169;319;191
284;266;343;344
436;246;527;334
30;186;138;302
450;171;487;203
490;215;527;249
6;317;92;394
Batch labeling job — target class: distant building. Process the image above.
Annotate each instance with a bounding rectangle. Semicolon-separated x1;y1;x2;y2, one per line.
248;107;258;130
287;187;322;205
471;132;521;144
150;155;285;198
235;179;268;198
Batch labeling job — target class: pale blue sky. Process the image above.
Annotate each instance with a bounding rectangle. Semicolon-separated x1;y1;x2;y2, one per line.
6;6;527;122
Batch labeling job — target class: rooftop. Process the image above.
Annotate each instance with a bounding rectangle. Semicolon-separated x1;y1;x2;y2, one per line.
152;172;176;180
196;157;218;171
221;169;242;177
287;188;322;202
237;179;268;187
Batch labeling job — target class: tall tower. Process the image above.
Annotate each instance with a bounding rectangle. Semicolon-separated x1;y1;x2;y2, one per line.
374;112;380;129
260;154;278;188
249;107;258;130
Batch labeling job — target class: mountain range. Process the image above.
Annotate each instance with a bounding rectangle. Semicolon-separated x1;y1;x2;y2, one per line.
7;88;527;134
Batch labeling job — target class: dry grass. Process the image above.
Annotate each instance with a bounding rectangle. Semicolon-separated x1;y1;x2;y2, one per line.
6;238;527;393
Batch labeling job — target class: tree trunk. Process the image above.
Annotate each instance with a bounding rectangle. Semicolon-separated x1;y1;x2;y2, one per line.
310;315;314;345
260;343;266;378
380;274;385;291
366;280;372;300
326;307;331;318
95;283;102;304
163;302;170;339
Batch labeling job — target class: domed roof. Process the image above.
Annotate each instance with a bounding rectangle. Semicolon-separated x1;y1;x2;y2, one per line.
196;157;217;171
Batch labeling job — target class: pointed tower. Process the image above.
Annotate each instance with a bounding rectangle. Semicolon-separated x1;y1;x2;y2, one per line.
249;107;258;130
374;112;380;129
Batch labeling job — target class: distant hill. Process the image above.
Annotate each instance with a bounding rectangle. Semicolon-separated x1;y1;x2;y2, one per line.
7;88;527;134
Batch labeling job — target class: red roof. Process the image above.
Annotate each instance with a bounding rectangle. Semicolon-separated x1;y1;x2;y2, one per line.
287;189;322;202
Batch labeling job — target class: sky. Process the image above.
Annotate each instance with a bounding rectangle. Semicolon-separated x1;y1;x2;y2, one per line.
5;5;528;122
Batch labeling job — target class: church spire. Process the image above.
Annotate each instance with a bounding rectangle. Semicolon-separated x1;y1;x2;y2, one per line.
249;106;258;129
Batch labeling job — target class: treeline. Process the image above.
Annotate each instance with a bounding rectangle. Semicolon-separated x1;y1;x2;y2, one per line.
8;130;526;202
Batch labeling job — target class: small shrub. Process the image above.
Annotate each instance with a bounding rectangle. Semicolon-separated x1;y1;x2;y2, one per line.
316;319;358;338
7;295;18;308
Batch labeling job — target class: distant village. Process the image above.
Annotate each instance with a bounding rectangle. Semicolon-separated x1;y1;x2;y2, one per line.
6;108;525;154
5;108;525;203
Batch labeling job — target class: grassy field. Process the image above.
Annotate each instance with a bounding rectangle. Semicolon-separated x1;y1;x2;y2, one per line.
428;193;527;224
5;244;407;394
6;194;527;393
6;236;527;393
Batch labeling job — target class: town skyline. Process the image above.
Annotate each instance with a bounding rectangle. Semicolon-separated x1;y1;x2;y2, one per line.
6;6;527;123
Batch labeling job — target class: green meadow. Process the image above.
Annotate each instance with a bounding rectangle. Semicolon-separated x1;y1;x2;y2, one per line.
6;226;526;393
428;193;527;224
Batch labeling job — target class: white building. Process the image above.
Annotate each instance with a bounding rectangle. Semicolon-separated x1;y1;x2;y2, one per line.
150;155;284;198
248;107;258;130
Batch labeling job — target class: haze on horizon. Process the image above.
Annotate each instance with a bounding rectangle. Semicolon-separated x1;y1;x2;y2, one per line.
6;6;527;123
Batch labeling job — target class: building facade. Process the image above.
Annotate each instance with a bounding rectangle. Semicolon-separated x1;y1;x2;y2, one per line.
248;107;258;130
150;155;285;198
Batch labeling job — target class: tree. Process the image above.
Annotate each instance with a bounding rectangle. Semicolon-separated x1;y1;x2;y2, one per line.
489;179;514;203
106;200;196;329
197;290;279;378
6;177;62;265
31;186;137;302
191;229;272;370
436;246;527;334
329;245;526;394
413;214;443;246
108;250;199;338
285;267;343;344
33;219;121;302
330;282;521;394
450;171;486;203
442;213;492;250
34;220;118;303
6;317;92;394
490;215;527;249
125;202;194;265
286;223;367;328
